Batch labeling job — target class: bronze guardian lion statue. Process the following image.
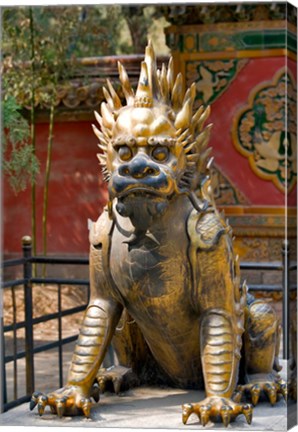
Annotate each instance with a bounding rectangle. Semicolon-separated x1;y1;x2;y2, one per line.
31;42;286;427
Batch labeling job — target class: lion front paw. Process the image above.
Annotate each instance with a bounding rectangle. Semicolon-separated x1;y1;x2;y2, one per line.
182;396;253;427
29;383;99;417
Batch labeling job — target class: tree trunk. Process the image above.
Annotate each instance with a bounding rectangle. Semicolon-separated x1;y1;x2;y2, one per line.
121;6;149;53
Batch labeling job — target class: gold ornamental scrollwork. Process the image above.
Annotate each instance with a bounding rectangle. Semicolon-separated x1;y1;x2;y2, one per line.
232;67;297;193
186;59;248;106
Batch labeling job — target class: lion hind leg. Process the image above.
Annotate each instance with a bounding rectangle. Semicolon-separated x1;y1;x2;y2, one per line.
239;300;287;405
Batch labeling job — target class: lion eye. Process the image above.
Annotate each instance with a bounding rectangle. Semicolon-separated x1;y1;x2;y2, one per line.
151;146;169;162
118;145;133;161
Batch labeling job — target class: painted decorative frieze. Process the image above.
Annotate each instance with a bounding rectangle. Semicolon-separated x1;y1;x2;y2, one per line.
232;67;297;192
166;24;297;55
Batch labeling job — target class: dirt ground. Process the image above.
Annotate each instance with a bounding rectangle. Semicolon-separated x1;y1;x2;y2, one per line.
3;283;88;348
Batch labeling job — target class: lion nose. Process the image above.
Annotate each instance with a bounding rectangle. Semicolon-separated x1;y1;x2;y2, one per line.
119;157;160;179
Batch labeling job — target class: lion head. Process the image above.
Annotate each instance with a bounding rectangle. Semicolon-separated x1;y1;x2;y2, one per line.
93;41;213;226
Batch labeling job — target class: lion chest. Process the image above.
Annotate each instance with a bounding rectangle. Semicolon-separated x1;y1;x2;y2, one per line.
110;226;190;304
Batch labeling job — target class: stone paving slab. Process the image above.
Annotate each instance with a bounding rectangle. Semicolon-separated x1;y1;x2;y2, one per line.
0;386;292;431
1;360;296;431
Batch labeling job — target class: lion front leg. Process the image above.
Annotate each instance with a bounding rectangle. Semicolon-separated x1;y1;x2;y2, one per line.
184;215;253;427
183;307;252;427
30;299;123;417
30;220;124;418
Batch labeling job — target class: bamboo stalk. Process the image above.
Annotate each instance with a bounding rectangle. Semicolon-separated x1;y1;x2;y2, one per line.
42;103;55;278
29;7;37;276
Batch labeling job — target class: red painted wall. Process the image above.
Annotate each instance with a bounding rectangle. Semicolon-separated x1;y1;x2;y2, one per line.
3;120;108;255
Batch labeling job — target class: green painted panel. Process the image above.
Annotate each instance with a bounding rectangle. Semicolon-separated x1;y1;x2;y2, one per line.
287;31;297;53
177;29;297;54
242;30;286;49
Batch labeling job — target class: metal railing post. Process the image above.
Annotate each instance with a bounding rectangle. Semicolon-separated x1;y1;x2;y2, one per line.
282;239;290;360
0;317;7;413
22;236;35;395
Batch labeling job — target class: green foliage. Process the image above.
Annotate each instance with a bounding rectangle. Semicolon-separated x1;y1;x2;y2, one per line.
2;95;40;194
2;96;29;147
120;5;163;54
2;7;80;108
2;7;84;195
1;4;169;256
2;5;169;108
69;5;130;56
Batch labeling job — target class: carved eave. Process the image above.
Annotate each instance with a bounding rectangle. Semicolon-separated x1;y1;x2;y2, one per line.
33;55;169;122
161;3;297;26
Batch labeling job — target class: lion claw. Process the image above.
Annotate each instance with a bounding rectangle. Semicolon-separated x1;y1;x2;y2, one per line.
182;396;252;426
112;377;122;394
56;397;67;418
242;403;253;424
30;391;41;411
182;403;193;425
37;395;48;416
220;405;232;427
97;377;106;393
264;383;277;406
280;382;288;402
200;404;211;426
81;398;92;418
91;383;100;403
250;384;261;406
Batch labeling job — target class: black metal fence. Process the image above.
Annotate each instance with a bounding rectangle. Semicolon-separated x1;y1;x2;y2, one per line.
1;237;296;413
1;236;90;412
